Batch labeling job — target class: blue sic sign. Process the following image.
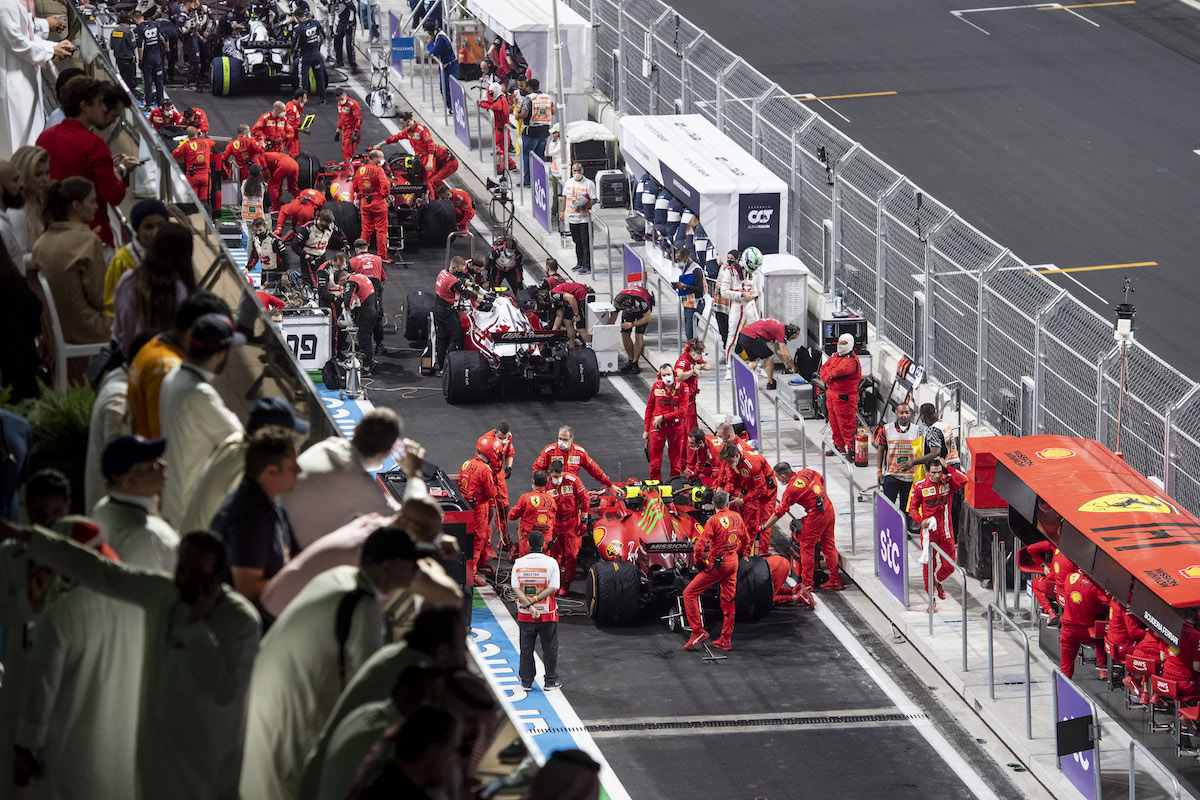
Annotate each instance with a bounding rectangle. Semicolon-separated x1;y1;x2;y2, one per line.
531;156;549;232
1055;672;1100;800
451;79;469;146
731;356;760;447
875;492;907;606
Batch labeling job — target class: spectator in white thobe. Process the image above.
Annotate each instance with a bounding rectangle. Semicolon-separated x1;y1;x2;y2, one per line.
1;522;261;800
13;517;141;800
0;2;71;156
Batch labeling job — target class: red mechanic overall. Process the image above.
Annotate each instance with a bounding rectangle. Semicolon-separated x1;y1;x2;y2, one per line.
685;434;720;487
546;472;589;594
721;449;776;549
683;507;750;650
508;490;557;558
171;135;217;202
819;348;862;455
458;454;498;578
274;189;326;236
771;467;839;590
644;376;689;479
907;464;968;597
1058;571;1109;679
284;99;305;157
351;161;391;254
251;109;293;152
263;151;300;211
477;430;515;520
337;94;362;163
223;135;266;175
674;345;706;434
531;442;613;488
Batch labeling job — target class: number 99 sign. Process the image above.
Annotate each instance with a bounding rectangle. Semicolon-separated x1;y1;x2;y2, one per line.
278;314;332;368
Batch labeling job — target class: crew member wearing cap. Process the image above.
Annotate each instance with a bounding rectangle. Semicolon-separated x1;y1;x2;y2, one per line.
91;435;179;570
179;397;311;534
12;517;141;799
240;526;431;800
159;313;246;526
103;198;168;316
512;529;562;691
819;332;862;457
0;521;261;800
283;408;403;549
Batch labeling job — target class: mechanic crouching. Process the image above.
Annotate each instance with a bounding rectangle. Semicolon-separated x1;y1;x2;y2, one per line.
545;462;588;596
718;443;776;553
432;256;487;375
683;490;748;652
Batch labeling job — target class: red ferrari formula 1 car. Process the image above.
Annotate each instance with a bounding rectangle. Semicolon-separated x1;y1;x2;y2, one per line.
585;478;774;627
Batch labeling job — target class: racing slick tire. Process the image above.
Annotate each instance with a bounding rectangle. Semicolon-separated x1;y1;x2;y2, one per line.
734;556;772;621
587;560;640;626
443;350;490;404
210;56;243;97
554;346;601;400
324;199;361;244
404;291;434;342
296;152;321;192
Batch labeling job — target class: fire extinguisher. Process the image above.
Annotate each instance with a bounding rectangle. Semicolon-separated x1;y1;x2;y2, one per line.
459;45;468;65
854;428;869;468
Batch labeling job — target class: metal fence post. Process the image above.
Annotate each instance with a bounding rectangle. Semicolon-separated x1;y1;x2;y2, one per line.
714;59;739;131
976;249;1007;416
751;85;775;161
1165;385;1200;496
827;143;861;301
681;34;704;113
1032;290;1069;435
874;178;906;338
1096;344;1118;445
617;4;629;116
922;211;957;373
647;9;671;114
1129;739;1182;800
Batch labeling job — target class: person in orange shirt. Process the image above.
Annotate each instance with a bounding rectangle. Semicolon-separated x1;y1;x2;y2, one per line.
683;490;748;651
718;442;776;545
458;449;498;584
545;462;589;596
351;150;391;254
760;463;840;591
171;127;218;215
284;90;308;157
223;125;267;178
508;471;557;559
252;102;293;152
334;88;362;163
263;151;300;211
476;423;515;521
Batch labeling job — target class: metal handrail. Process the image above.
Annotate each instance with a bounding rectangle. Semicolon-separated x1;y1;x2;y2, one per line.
925;538;969;671
820;441;857;555
1128;739;1181;800
986;601;1032;739
591;215;616;298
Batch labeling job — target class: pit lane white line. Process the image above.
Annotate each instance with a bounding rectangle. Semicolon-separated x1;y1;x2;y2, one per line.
607;375;1002;800
581;708;916;738
586;718;914;739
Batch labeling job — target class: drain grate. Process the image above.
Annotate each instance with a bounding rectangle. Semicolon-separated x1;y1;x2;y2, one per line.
537;711;928;736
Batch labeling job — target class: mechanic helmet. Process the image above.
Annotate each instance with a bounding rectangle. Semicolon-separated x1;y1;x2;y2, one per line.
741;246;763;270
488;82;503;101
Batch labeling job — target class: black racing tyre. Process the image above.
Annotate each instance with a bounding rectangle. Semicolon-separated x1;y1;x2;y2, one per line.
404;291;434;342
324;199;361;244
442;350;490;405
734;556;773;621
296;152;320;192
587;560;641;626
210;56;243;96
555;346;601;400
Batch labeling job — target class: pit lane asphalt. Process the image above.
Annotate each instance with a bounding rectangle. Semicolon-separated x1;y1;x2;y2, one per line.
186;80;1025;799
666;0;1200;381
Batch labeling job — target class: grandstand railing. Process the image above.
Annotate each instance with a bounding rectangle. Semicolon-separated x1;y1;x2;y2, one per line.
554;0;1200;516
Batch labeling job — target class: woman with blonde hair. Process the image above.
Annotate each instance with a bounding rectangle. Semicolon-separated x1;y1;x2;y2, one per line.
32;177;112;344
9;145;51;255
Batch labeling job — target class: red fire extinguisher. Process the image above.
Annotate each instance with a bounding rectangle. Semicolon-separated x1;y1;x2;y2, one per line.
854;428;869;468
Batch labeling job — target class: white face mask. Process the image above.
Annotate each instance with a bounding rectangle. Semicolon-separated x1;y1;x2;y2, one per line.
558;439;571;450
836;335;854;356
662;375;674;386
550;477;563;486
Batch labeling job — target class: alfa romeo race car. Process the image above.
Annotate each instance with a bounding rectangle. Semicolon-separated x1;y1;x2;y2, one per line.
585;478;774;627
404;288;601;404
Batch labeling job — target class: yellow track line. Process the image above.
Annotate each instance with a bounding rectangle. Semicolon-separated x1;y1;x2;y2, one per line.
1039;1;1135;10
1037;261;1156;273
797;91;898;102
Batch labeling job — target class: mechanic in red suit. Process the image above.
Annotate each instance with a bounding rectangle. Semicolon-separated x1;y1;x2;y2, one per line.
478;82;517;174
546;461;589;596
907;458;968;602
1020;539;1057;619
819;332;862;456
763;554;816;610
644;363;689;479
685;429;719;487
424;145;459;195
284;90;307;157
352;150;392;254
334;87;362;163
1105;599;1136;666
263;151;300;211
477;424;516;523
182;106;209;135
274;188;326;237
148;99;184;130
252;101;294;152
1159;624;1200;697
531;426;614;489
712;420;751;489
171;127;217;214
683;490;748;651
459;448;498;584
759;462;841;591
1123;617;1165;703
224;125;267;177
674;338;711;434
1049;548;1078;620
448;186;475;232
375;111;436;175
1058;570;1110;679
509;471;557;559
718;443;776;549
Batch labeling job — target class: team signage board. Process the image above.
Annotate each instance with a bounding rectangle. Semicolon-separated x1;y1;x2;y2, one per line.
451;79;470;146
1054;671;1100;800
389;14;414;73
876;492;908;606
531;156;549;231
279;310;331;371
731;356;760;447
737;192;782;254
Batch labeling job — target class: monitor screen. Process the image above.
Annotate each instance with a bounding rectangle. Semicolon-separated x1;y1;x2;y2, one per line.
821;317;868;354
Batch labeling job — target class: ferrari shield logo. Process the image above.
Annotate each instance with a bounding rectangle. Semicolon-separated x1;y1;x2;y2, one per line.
1180;565;1200;580
719;517;730;529
1036;448;1075;460
1078;493;1176;514
530;497;540;508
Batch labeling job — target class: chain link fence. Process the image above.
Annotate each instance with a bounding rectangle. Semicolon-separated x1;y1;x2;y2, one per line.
562;0;1200;515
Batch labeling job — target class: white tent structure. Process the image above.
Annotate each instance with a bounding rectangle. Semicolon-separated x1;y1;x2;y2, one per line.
619;114;788;255
465;0;593;123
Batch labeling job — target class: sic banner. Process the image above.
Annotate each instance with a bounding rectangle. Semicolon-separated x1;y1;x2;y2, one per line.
875;492;908;607
531;155;549;232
